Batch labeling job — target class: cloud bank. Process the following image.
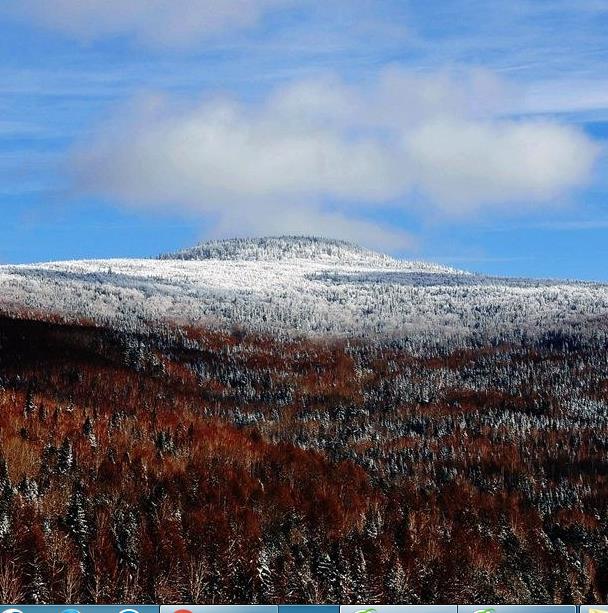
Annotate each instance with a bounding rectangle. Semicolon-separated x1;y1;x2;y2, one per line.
4;0;287;48
71;69;599;247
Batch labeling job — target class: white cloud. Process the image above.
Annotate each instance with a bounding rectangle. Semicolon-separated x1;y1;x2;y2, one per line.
75;95;406;204
69;69;599;247
516;79;608;117
408;118;597;212
3;0;287;48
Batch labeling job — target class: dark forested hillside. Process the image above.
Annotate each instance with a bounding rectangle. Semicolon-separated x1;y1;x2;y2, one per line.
0;313;607;604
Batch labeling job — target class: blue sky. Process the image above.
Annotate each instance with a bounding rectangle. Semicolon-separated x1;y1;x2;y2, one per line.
1;0;608;280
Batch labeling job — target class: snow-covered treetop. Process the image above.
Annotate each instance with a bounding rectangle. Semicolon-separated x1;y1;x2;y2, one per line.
159;235;454;272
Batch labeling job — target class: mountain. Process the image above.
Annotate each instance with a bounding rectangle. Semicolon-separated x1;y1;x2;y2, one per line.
160;235;454;270
1;237;608;603
1;235;607;346
162;235;389;263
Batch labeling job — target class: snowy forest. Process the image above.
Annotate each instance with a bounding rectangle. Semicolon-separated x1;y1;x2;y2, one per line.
3;237;608;344
0;309;607;604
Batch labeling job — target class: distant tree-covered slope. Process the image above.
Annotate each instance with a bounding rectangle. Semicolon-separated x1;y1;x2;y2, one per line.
1;236;608;345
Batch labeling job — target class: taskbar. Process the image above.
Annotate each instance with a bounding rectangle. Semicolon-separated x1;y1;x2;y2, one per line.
0;604;606;613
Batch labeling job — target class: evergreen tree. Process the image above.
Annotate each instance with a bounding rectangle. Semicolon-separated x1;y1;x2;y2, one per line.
26;560;48;604
0;458;13;541
23;389;36;418
112;508;140;574
256;547;274;603
83;416;97;447
56;438;74;475
386;558;416;603
65;484;90;557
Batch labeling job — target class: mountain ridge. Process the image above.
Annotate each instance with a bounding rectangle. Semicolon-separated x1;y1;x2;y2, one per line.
2;235;608;344
158;235;457;273
161;235;376;261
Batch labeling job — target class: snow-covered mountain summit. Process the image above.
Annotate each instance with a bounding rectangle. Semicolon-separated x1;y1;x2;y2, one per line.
1;235;608;346
160;235;454;272
162;236;379;262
